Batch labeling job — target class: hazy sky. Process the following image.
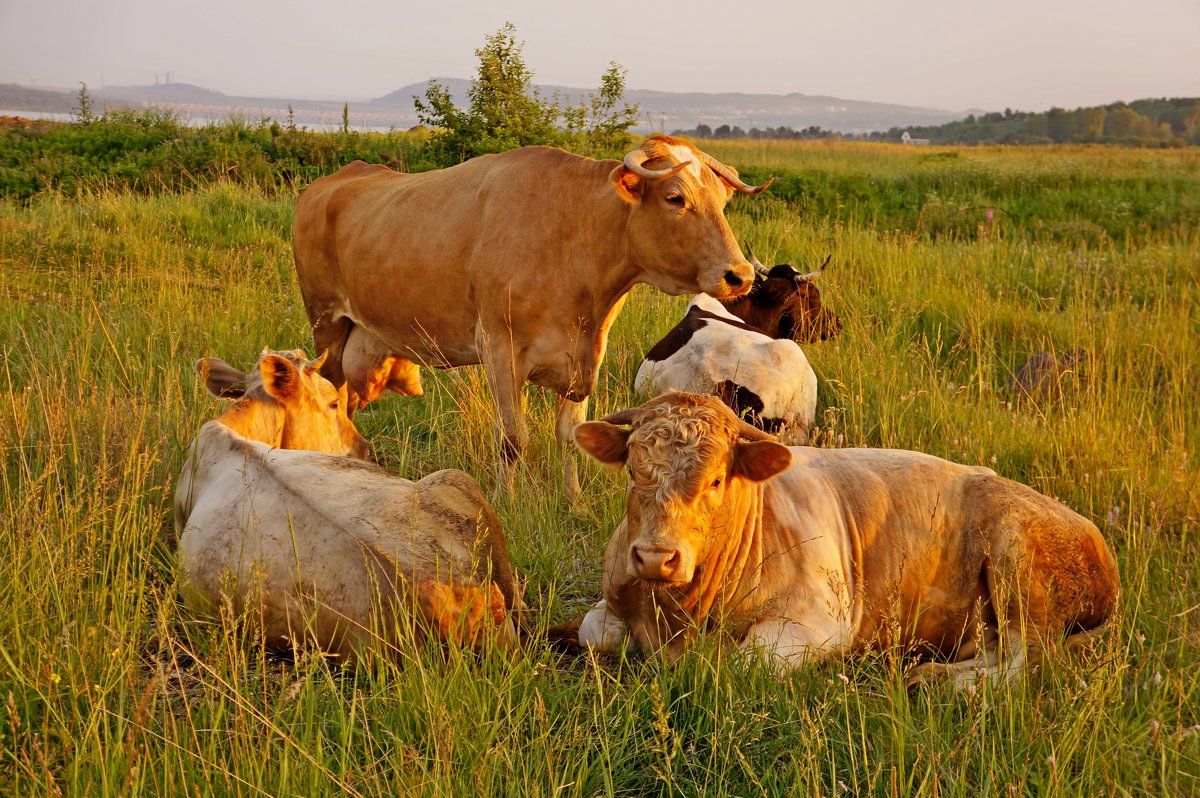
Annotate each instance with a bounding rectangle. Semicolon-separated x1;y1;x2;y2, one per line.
2;0;1197;112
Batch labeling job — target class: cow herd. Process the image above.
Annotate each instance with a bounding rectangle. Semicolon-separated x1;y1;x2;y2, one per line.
174;135;1120;690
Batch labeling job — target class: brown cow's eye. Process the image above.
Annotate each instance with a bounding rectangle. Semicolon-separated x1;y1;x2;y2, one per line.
330;401;340;411
666;194;684;207
710;477;722;490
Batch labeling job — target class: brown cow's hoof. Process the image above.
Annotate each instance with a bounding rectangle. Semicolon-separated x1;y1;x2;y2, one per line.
904;663;951;692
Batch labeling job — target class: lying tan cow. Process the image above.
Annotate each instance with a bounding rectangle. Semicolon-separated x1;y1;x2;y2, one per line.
570;392;1119;688
174;349;519;662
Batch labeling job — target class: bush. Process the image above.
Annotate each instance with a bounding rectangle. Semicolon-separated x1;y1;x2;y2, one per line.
0;109;431;201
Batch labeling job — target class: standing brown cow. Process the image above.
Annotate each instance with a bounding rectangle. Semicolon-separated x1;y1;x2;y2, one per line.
292;135;772;499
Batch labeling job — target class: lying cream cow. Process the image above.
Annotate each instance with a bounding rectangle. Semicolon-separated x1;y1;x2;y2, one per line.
174;349;518;662
570;392;1119;688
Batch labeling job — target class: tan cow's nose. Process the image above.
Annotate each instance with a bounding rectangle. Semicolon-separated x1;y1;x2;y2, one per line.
632;545;684;582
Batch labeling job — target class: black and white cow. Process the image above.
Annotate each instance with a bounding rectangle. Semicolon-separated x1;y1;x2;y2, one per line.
633;248;838;437
634;294;818;435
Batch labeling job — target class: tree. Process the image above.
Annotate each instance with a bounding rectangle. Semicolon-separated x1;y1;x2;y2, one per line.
73;82;95;125
1077;107;1106;140
570;62;640;155
414;23;638;166
416;23;559;164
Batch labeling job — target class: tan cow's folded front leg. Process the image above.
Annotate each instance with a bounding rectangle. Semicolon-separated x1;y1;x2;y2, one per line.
578;600;636;655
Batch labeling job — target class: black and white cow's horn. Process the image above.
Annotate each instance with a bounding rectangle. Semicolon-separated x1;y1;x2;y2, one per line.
745;241;771;278
793;254;832;284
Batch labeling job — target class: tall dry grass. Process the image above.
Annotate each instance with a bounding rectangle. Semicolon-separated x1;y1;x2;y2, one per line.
1;144;1198;795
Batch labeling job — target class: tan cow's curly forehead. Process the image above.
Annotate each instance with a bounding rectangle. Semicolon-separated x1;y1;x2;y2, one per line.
626;398;735;497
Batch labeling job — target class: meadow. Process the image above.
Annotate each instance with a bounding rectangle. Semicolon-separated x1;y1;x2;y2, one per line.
1;137;1198;796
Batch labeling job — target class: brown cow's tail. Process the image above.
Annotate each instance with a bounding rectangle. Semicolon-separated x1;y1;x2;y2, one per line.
545;615;585;653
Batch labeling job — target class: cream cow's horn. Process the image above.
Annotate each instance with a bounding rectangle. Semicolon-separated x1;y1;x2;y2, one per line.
735;416;778;442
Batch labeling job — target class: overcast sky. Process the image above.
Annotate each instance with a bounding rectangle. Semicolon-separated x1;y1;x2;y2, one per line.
2;0;1197;112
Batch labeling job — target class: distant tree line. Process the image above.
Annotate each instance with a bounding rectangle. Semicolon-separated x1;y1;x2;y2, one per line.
877;99;1200;146
671;123;836;141
673;98;1200;146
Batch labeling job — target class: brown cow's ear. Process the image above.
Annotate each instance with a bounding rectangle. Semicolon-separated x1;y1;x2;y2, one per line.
732;440;792;482
610;165;642;203
259;354;300;403
574;421;630;465
197;357;248;399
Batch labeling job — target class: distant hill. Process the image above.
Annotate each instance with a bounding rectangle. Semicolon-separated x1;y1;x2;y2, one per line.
99;82;232;105
378;79;968;134
3;78;967;134
14;80;1190;143
0;83;81;113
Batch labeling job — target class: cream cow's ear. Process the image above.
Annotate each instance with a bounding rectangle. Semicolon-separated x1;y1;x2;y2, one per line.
573;421;630;466
732;440;792;482
258;353;301;403
197;357;248;399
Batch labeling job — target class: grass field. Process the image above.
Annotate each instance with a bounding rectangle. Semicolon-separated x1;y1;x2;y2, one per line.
1;140;1199;796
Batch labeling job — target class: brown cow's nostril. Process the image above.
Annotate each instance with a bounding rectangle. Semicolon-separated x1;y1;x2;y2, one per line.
724;270;744;288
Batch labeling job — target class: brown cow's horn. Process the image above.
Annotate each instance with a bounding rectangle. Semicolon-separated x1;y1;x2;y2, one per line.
599;408;639;427
745;241;770;278
623;148;693;180
304;349;329;374
697;150;775;194
793;255;832;284
735;417;778;442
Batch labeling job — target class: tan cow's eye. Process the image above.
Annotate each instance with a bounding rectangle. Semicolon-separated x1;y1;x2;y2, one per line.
330;400;340;411
710;477;722;490
666;193;685;207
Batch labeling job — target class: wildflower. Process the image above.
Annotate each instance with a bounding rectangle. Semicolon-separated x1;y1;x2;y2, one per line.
49;673;61;686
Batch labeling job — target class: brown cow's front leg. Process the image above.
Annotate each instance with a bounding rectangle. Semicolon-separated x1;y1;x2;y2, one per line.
480;333;529;496
556;395;588;503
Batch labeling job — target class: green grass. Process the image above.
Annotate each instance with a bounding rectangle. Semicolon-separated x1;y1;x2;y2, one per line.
1;143;1198;796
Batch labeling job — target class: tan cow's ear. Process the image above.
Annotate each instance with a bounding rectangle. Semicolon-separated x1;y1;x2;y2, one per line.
732;440;792;482
574;421;630;465
259;354;300;403
197;357;248;399
610;165;642;203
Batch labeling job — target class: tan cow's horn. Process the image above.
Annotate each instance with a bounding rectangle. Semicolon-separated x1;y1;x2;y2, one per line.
599;408;639;427
622;148;693;180
304;349;329;374
697;150;775;194
745;241;771;278
735;417;778;442
793;254;832;284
